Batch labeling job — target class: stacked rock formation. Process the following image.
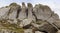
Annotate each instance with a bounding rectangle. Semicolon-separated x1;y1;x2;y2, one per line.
0;2;60;33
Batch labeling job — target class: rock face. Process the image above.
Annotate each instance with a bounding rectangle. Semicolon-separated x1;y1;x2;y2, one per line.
33;4;52;21
0;7;10;20
8;3;21;20
18;2;27;20
54;20;60;28
27;3;36;22
0;2;60;33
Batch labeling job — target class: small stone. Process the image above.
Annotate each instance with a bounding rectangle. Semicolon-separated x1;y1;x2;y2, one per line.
24;29;33;33
19;18;32;27
35;31;44;33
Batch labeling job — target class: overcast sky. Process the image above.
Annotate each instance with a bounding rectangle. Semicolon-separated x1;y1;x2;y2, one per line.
0;0;60;18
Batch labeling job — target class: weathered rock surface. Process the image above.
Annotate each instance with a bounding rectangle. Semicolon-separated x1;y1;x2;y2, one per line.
30;20;57;33
18;2;27;20
35;31;44;33
33;5;52;21
54;20;60;28
8;3;21;19
24;29;33;33
27;3;36;22
0;7;10;20
0;2;60;33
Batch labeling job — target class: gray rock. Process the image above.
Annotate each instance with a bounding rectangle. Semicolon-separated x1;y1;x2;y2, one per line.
8;4;21;24
18;2;27;20
33;4;52;21
0;7;10;20
8;6;18;19
53;20;60;28
7;19;17;24
27;3;36;22
19;3;36;28
33;4;59;24
0;3;60;33
35;31;44;33
31;20;57;33
47;13;59;23
19;18;32;27
24;29;33;33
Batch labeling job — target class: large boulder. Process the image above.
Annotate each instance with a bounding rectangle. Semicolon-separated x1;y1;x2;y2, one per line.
18;2;27;20
27;3;36;22
33;4;59;23
35;31;44;33
33;4;52;21
31;20;57;33
0;3;60;33
19;3;36;28
0;7;10;20
7;3;21;24
19;18;32;27
8;3;21;20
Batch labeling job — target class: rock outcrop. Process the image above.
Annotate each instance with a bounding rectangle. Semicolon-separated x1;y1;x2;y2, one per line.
0;2;60;33
18;2;27;20
0;7;10;20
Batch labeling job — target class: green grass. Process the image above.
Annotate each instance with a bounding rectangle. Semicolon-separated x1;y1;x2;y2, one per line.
0;20;24;33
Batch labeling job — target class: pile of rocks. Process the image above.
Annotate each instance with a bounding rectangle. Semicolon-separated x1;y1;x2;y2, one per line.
0;2;60;33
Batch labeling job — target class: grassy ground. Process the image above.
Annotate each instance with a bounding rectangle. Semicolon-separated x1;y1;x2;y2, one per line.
0;20;24;33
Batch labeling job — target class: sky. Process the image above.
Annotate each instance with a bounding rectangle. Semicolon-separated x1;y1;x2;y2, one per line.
0;0;60;18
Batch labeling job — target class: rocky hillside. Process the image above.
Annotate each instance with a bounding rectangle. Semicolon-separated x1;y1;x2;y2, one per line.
0;2;60;33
